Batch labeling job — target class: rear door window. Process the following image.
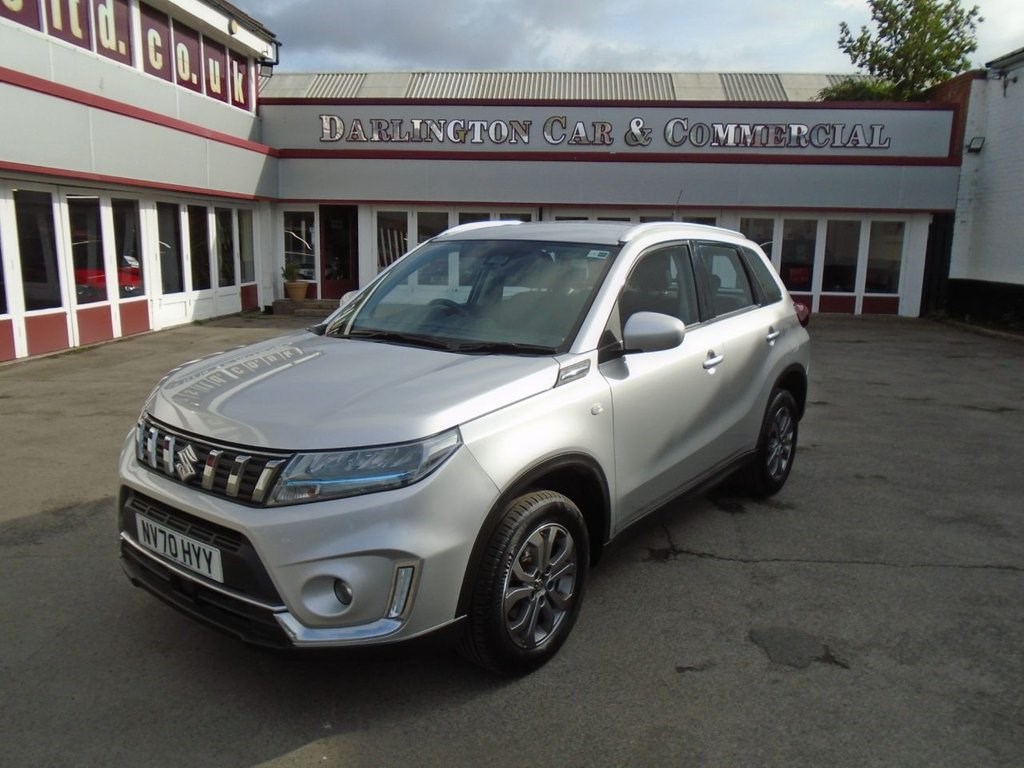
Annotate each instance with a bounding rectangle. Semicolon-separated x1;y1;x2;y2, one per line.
695;243;756;317
741;246;784;304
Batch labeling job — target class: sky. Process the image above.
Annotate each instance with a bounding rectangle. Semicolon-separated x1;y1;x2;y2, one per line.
232;0;1024;75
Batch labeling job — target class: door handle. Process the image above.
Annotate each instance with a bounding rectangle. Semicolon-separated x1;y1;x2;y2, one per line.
703;351;724;371
766;327;781;345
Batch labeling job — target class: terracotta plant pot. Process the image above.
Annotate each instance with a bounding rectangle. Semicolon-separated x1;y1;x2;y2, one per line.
285;281;307;302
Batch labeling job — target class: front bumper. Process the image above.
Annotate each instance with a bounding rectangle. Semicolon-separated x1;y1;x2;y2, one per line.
117;436;499;648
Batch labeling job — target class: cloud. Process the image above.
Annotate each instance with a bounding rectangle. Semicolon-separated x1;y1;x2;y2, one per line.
236;0;1024;74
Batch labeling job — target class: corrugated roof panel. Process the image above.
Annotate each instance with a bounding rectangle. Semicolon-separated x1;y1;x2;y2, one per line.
721;73;788;101
305;73;365;99
406;71;676;101
258;72;318;98
257;70;853;102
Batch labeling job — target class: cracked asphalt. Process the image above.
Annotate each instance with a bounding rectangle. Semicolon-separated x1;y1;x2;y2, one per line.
1;314;1022;767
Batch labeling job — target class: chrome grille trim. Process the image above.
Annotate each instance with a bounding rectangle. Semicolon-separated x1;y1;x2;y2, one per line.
226;455;251;498
161;434;176;475
135;416;294;506
202;449;221;490
252;459;286;503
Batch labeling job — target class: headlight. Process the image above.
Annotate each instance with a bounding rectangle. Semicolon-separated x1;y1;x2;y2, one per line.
268;428;461;505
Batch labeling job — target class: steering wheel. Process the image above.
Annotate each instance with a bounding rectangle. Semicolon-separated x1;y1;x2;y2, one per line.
428;298;469;316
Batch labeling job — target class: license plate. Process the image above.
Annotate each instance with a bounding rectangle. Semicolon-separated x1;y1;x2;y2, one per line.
135;515;224;583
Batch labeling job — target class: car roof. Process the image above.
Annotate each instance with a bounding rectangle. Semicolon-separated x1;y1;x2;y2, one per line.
434;220;745;246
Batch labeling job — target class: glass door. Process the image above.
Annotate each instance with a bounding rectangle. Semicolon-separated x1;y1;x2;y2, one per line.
319;205;357;300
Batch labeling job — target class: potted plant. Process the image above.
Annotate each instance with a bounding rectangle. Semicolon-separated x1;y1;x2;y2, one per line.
281;262;307;302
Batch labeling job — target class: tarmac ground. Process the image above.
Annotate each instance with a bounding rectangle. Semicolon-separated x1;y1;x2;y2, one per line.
0;312;1022;767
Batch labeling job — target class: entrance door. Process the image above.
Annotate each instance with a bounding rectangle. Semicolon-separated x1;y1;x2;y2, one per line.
319;205;357;299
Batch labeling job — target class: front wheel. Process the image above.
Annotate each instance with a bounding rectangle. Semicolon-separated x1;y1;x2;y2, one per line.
461;491;588;675
744;388;799;497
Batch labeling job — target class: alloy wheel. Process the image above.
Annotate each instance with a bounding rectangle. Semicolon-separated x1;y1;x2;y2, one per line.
502;523;578;650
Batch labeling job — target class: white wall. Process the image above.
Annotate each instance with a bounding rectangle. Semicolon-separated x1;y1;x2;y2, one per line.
950;66;1024;285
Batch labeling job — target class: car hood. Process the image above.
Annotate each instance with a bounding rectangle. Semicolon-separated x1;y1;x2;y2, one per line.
146;331;559;449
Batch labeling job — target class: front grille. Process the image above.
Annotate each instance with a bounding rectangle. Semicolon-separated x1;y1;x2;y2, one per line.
135;415;293;506
127;491;243;553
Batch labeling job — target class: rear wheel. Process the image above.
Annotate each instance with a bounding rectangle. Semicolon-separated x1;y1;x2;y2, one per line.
461;491;588;675
744;388;799;497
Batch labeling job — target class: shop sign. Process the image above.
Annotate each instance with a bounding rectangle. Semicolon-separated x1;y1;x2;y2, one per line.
309;106;954;158
171;19;202;93
0;0;252;112
44;0;91;50
0;0;42;30
95;0;132;65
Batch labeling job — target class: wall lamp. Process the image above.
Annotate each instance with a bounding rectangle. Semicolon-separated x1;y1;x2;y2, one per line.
258;41;281;78
966;136;985;154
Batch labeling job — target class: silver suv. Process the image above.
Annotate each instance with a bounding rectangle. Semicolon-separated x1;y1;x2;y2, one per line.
118;221;810;675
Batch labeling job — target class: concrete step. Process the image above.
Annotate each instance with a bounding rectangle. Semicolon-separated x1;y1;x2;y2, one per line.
271;298;339;316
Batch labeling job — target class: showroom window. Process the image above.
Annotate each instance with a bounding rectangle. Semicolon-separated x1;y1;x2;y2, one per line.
0;228;6;315
15;189;62;311
377;210;407;269
823;220;860;293
866;221;905;294
284;211;316;280
456;211;532;225
188;205;211;291
157;203;184;294
68;195;106;304
215;208;236;287
417;211;448;244
779;219;817;293
112;199;143;298
740;218;775;252
238;209;255;283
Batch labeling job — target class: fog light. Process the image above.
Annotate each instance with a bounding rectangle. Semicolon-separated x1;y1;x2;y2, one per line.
333;578;353;607
387;566;415;618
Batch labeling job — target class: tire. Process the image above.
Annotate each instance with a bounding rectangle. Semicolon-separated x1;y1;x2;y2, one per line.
744;388;799;498
460;490;589;676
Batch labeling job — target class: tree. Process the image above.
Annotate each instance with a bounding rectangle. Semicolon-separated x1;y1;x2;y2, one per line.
819;0;983;101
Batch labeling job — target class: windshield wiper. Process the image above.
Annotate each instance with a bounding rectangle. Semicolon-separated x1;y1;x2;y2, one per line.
338;328;455;350
448;341;557;356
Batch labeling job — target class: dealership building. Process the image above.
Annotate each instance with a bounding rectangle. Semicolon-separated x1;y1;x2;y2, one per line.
1;0;1021;362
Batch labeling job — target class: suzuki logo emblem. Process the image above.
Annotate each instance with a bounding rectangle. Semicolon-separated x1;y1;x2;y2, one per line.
175;443;199;482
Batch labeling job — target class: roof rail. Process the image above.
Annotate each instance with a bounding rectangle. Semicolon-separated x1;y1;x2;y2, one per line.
437;220;524;237
621;221;743;242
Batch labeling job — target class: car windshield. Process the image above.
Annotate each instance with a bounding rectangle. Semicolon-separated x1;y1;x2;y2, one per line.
326;238;620;353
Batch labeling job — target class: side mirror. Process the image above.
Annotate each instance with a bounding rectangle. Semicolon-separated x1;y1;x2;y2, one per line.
623;311;686;353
